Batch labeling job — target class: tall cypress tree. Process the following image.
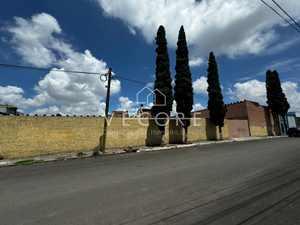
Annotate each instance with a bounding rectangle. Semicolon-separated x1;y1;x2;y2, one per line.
174;25;194;143
207;52;227;140
266;70;290;133
151;25;173;146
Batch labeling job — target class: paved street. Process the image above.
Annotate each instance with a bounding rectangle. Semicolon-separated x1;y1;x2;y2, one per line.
1;137;300;225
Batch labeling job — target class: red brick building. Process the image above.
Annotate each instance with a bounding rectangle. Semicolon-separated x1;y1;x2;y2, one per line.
192;100;280;137
111;111;129;117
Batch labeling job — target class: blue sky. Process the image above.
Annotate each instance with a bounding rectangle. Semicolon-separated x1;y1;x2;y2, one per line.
0;0;300;116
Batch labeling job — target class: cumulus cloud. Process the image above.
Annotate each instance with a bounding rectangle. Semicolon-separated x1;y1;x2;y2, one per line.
192;103;204;111
116;96;139;115
189;57;205;67
228;79;267;105
95;0;300;59
30;102;107;116
7;13;61;67
193;76;208;94
2;13;121;115
282;82;300;114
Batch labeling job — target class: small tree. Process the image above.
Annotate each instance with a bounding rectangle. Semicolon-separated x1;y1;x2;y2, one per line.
266;70;290;133
174;25;194;143
151;25;173;146
207;52;227;140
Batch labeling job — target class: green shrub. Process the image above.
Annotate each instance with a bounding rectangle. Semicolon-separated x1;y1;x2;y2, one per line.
92;146;100;156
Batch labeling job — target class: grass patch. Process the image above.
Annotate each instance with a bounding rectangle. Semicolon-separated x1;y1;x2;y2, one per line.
77;152;87;157
14;159;43;165
56;156;67;160
100;151;110;155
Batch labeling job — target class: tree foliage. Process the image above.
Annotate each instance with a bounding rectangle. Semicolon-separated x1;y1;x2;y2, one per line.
174;26;193;142
207;52;227;139
266;70;290;131
151;25;173;145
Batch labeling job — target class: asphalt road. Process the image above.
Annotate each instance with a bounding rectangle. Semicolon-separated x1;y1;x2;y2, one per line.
1;138;300;225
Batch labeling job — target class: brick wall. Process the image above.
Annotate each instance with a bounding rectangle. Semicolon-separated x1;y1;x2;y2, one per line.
0;116;228;158
192;110;210;118
226;102;248;120
227;119;250;138
246;101;280;136
191;100;280;137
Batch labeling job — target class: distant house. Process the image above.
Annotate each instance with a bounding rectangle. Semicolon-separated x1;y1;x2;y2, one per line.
134;104;152;118
0;104;23;116
111;111;129;117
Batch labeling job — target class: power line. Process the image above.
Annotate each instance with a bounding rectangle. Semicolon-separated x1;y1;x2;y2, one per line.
0;63;154;86
0;63;101;75
260;0;300;34
113;76;148;85
272;0;300;29
194;94;208;100
0;63;210;101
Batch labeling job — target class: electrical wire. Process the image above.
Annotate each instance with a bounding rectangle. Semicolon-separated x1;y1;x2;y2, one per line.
0;63;210;101
113;76;148;85
272;0;300;29
261;0;300;34
0;63;101;75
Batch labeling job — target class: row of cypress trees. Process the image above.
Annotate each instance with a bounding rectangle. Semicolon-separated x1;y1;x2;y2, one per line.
151;25;194;146
151;25;227;145
151;25;290;146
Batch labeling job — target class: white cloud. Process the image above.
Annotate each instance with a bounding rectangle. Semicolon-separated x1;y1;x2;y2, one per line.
171;101;204;115
7;13;61;67
262;38;300;56
147;82;154;87
2;13;121;115
171;79;175;86
95;0;300;58
0;86;25;107
193;76;208;94
228;79;267;105
127;25;136;35
282;81;300;114
171;100;177;116
30;102;106;116
189;57;205;67
262;58;300;74
116;96;139;115
192;103;204;111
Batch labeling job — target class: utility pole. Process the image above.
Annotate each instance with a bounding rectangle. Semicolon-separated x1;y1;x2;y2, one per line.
100;68;112;153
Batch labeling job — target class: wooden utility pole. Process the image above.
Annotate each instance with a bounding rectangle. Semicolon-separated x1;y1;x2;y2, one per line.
101;68;112;153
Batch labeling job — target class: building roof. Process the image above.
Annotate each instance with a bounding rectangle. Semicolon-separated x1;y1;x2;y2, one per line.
0;104;18;109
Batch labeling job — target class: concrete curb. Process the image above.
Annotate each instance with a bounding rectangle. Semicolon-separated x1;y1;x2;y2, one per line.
136;136;287;153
